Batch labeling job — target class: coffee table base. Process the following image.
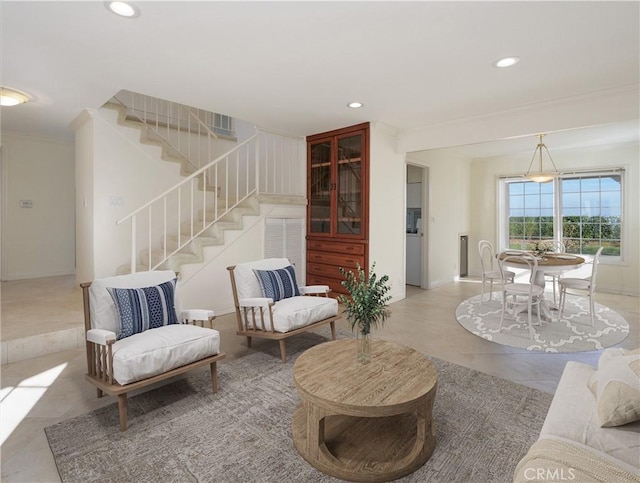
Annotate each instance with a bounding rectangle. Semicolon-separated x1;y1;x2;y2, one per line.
292;405;435;482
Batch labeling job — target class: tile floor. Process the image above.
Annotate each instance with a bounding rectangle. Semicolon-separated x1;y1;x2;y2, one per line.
1;275;638;482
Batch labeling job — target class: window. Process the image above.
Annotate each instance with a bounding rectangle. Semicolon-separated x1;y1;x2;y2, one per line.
213;113;234;137
501;170;623;257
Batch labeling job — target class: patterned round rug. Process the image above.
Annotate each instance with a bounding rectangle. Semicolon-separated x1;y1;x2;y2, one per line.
455;293;629;353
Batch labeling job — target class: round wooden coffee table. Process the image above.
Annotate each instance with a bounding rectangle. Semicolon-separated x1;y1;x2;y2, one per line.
292;338;437;482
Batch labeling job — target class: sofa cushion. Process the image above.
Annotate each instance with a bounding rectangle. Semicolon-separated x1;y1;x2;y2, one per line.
274;296;338;332
540;361;640;468
233;258;291;300
89;271;179;333
107;278;179;340
588;348;640;427
112;324;221;385
253;265;300;302
245;295;338;333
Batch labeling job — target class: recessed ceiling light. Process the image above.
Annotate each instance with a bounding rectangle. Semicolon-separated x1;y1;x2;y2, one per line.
493;56;520;68
105;1;140;18
0;87;29;107
347;102;363;109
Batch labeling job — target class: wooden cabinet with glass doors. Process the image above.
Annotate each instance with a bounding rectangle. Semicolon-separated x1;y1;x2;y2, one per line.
306;123;369;296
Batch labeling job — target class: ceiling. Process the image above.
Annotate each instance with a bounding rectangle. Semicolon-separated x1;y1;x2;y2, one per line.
432;119;640;159
1;1;639;153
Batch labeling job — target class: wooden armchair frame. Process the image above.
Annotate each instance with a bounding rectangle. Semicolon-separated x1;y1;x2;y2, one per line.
81;282;226;431
227;265;339;362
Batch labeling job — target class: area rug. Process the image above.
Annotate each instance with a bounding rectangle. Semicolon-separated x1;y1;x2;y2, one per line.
456;293;629;353
45;329;552;483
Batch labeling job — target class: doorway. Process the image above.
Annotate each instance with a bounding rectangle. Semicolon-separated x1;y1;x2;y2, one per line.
405;163;429;288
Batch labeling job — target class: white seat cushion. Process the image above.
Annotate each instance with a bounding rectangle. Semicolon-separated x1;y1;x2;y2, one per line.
560;277;592;290
112;324;220;385
505;283;544;297
486;269;515;280
247;295;338;333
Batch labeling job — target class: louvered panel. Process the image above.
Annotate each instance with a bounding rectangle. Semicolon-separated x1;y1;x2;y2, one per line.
285;218;304;279
264;218;304;281
265;218;285;258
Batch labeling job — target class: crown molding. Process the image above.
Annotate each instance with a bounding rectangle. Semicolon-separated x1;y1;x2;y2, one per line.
398;84;639;154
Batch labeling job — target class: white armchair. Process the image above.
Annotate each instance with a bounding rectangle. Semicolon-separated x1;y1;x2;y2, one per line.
81;270;225;431
227;258;340;362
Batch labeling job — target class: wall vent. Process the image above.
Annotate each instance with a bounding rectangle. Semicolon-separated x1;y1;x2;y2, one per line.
264;218;304;280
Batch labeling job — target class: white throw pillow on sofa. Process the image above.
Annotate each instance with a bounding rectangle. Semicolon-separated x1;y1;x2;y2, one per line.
588;347;640;427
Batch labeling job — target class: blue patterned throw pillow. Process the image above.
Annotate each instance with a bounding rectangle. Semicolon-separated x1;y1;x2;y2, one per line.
107;278;179;340
253;265;301;302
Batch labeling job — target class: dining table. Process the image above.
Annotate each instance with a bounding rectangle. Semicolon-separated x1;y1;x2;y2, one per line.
499;251;586;320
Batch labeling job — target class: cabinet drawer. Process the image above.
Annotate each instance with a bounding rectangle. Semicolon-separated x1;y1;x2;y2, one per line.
307;250;364;269
307;262;344;280
307;239;365;255
306;276;348;296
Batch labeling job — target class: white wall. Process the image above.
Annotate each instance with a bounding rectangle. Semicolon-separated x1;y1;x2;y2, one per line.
178;203;306;315
368;122;407;301
1;133;75;280
74;112;94;283
468;141;640;296
407;150;472;288
73;108;196;280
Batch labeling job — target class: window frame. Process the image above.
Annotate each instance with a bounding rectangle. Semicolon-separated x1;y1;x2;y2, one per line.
497;168;625;263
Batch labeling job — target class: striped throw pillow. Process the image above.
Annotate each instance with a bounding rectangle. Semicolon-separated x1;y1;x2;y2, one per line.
253;265;300;302
107;278;179;340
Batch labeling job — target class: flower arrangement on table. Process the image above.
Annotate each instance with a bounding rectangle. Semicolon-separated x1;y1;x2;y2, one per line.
337;262;392;364
529;240;554;255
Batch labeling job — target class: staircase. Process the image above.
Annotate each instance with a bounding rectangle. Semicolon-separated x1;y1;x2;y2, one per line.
117;196;262;274
104;91;305;276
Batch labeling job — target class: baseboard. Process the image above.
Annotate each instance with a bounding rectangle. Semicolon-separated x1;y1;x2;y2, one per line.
4;269;75;281
596;285;640;297
1;325;84;365
429;279;451;289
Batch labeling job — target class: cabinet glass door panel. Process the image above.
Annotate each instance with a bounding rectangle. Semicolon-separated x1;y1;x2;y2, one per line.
337;134;362;235
309;141;332;234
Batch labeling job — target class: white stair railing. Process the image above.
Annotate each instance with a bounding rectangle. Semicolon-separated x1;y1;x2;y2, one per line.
116;122;305;273
110;90;222;173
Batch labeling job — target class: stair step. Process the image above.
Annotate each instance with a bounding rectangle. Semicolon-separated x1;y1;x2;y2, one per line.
162;235;224;252
102;101;269;278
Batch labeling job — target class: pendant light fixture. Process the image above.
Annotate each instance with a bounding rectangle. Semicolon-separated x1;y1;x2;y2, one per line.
525;133;559;183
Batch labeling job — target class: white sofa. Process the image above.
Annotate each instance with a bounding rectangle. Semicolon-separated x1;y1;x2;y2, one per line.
514;350;640;482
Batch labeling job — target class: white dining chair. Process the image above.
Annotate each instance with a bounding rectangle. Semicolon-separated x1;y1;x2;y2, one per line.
558;246;604;327
478;240;515;307
498;253;544;340
545;240;566;305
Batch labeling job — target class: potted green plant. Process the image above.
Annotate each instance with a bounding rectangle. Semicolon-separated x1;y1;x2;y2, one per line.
338;262;392;364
